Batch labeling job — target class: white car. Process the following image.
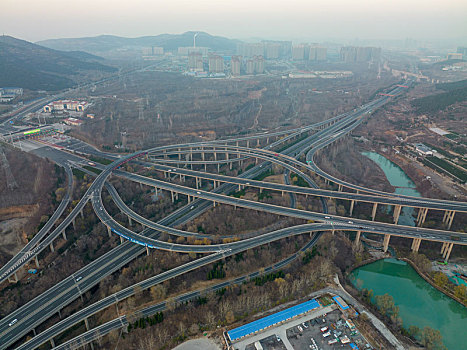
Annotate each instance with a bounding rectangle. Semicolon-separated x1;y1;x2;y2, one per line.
348;221;353;224
325;216;330;219
196;191;201;194
8;319;18;327
190;206;194;210
76;276;82;281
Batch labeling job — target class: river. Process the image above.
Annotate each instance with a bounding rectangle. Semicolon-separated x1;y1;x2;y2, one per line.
350;259;467;349
362;151;420;226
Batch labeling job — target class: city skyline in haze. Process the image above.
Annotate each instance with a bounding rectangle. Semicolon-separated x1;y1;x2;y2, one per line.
2;0;466;45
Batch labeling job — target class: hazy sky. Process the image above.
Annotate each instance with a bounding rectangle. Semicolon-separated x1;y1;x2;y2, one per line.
2;0;466;42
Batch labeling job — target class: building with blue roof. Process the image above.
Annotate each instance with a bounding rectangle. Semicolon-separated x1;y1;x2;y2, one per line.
333;295;349;310
227;299;320;341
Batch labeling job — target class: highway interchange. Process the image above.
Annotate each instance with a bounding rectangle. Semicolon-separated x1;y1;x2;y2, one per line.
0;81;466;349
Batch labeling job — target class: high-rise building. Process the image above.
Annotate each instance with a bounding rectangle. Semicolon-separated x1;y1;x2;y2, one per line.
309;47;317;61
153;47;164;55
143;46;164;55
245;59;255;74
179;47;209;56
340;46;381;63
264;43;280;59
231;56;241;75
254;56;265;74
237;43;264;58
188;52;203;71
315;47;327;61
457;47;467;57
292;45;306;60
262;40;292;58
208;54;224;73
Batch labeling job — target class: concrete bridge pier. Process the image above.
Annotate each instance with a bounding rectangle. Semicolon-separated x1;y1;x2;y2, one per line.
187;195;191;203
217;163;220;172
443;243;454;262
204;163;207;172
444;210;456;230
257;138;260;147
8;272;18;283
120;236;124;244
440;242;448;255
34;255;40;268
107;226;112;238
61;230;67;240
213;201;217;208
383;234;391;253
72;217;76;230
349;200;355;216
195;177;199;189
371;203;378;221
50;241;55;253
411;238;422;252
417;208;428;226
247;140;250;148
266;137;269;144
80;209;84;219
146;246;149;256
50;338;55;348
393;205;402;224
84;317;90;331
170;191;174;203
128;216;133;226
355;231;361;245
338;184;343;192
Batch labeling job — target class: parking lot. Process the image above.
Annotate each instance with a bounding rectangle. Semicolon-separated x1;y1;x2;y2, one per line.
286;309;371;350
244;334;287;350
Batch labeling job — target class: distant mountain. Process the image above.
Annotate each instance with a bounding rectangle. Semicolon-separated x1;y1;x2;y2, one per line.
0;35;116;91
37;31;241;55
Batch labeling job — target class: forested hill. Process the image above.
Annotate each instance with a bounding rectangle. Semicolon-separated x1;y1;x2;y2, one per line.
412;79;467;115
0;35;116;91
37;31;240;54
